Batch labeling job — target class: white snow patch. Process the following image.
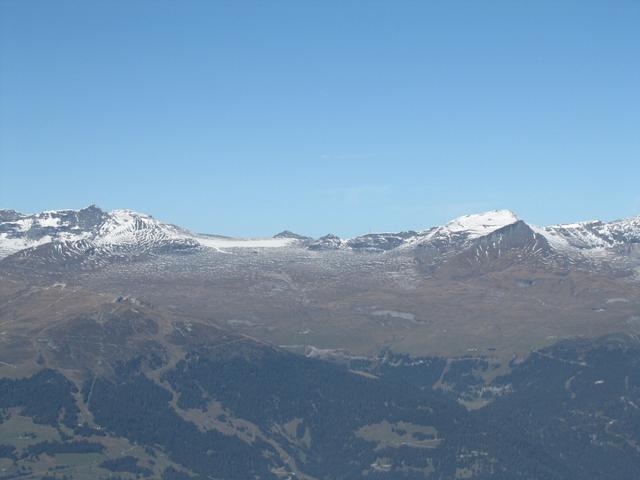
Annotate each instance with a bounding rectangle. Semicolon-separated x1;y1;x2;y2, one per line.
13;218;34;232
441;209;519;236
196;236;295;250
0;234;51;258
36;215;62;228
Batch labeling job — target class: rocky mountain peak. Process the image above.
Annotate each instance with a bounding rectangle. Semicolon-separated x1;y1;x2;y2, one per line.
273;230;311;240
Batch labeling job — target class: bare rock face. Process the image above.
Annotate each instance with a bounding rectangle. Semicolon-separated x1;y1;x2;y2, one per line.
346;231;418;252
308;233;343;250
420;221;551;278
273;230;311;241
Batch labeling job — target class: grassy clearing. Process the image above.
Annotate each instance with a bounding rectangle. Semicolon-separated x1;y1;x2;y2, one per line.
0;413;60;451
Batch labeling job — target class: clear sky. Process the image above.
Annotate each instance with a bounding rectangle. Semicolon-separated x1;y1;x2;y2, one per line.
1;1;639;237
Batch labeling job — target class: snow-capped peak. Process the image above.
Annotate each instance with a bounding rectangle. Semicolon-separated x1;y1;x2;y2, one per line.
0;206;299;261
89;209;299;252
541;215;640;250
1;205;638;265
441;210;519;237
396;209;521;254
89;209;191;251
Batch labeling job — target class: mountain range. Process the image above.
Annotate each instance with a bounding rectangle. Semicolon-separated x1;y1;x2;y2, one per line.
2;205;639;358
1;205;640;479
2;205;640;261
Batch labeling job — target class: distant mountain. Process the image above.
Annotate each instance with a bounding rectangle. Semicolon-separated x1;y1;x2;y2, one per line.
412;209;522;247
541;216;640;251
0;205;107;258
0;206;296;268
2;206;639;265
273;230;312;241
308;233;343;250
415;220;552;278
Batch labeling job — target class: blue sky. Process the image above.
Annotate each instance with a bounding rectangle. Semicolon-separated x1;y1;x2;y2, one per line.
1;1;639;237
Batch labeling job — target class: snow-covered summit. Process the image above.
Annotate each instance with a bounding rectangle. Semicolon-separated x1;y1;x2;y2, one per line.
438;210;519;238
93;209;190;247
541;215;640;250
0;205;107;258
0;206;298;261
400;209;521;252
